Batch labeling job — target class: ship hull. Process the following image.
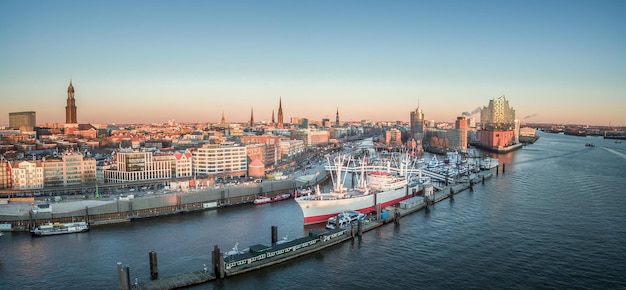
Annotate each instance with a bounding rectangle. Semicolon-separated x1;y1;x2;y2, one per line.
295;186;412;225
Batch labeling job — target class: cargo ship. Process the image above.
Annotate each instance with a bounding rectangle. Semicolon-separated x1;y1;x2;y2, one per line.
295;155;421;225
31;221;89;237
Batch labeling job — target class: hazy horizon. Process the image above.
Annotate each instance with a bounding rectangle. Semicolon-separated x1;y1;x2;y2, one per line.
1;1;625;126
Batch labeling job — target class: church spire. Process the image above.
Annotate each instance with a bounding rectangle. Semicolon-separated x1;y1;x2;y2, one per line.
221;111;225;125
335;107;340;127
65;79;77;124
277;97;284;129
250;107;254;127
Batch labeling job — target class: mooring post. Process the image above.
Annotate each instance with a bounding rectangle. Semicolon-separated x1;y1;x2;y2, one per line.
450;187;454;199
482;175;485;185
357;219;363;237
394;209;400;225
117;262;130;290
335;214;340;228
271;225;278;245
212;245;223;279
149;251;158;280
502;163;506;174
496;165;499;176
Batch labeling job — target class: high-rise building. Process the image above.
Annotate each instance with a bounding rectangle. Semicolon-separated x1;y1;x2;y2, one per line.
454;116;468;150
277;97;284;129
9;111;36;132
480;95;516;130
410;105;425;153
410;106;425;142
65;80;77;124
477;95;520;152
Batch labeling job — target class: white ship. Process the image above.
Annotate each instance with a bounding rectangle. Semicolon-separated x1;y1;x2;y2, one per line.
31;221;89;237
295;155;422;225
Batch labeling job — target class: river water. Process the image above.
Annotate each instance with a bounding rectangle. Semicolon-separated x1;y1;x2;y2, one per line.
1;132;626;289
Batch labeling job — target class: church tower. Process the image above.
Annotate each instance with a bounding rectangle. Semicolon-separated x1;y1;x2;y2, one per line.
65;80;77;124
277;97;284;129
335;108;340;127
271;110;275;125
220;111;226;126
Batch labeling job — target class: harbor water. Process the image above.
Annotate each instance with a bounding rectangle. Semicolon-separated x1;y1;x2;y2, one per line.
1;132;626;289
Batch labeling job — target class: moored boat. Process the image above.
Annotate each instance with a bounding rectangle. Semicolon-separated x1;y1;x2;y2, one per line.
325;210;367;229
31;221;89;237
271;193;292;202
253;196;272;205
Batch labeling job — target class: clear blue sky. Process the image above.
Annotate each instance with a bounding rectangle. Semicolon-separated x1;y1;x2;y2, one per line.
1;0;625;126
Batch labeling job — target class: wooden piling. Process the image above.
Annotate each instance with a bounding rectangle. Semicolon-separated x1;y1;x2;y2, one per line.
482;175;485;184
357;219;363;237
117;262;130;290
496;165;499;176
149;251;158;280
212;245;224;279
502;163;506;174
271;225;278;245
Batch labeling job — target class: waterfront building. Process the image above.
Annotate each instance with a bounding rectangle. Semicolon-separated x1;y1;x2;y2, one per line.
10;161;44;189
173;151;193;178
9;111;36;132
290;129;329;147
240;135;281;165
103;151;172;183
279;139;305;160
385;128;403;147
0;160;10;189
409;106;425;143
192;144;247;177
455;116;468;150
42;152;97;187
477;95;519;152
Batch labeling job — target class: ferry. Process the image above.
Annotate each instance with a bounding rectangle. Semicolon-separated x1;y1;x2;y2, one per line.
31;221;89;237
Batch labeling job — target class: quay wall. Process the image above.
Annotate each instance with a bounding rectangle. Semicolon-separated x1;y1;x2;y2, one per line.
0;172;329;231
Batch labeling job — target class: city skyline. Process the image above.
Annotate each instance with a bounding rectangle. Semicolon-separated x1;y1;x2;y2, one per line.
1;1;625;126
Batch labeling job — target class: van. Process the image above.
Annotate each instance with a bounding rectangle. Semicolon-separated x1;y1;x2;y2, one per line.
254;179;263;183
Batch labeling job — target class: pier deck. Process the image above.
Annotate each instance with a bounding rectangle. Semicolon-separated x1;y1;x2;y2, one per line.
133;270;215;290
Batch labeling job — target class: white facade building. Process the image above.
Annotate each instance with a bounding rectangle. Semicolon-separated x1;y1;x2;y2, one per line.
103;151;172;183
192;144;247;176
11;161;44;189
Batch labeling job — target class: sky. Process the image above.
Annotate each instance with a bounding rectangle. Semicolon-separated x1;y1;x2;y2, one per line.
1;0;625;126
